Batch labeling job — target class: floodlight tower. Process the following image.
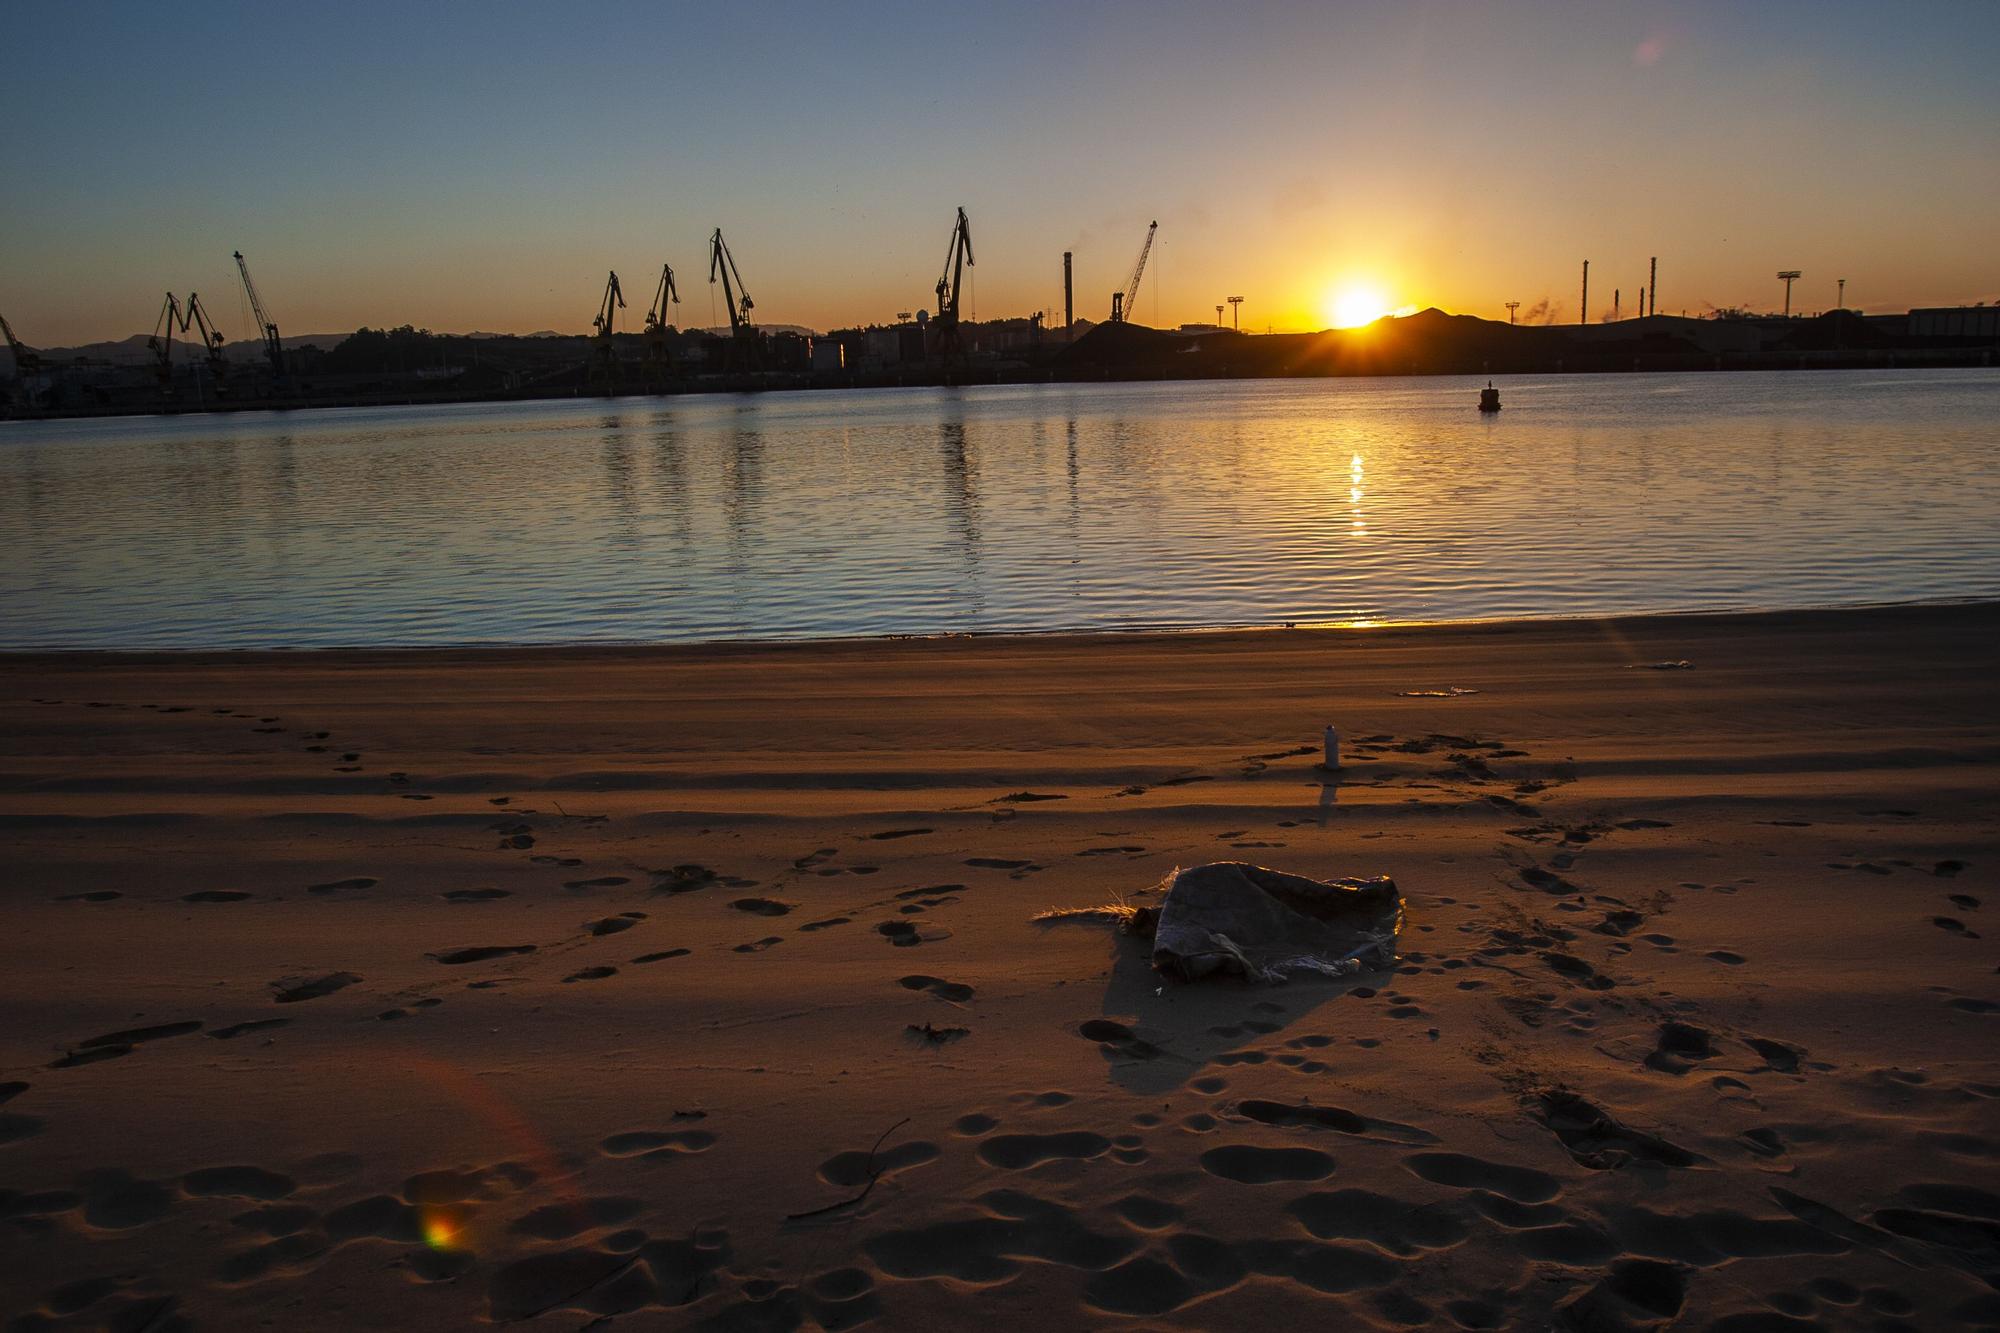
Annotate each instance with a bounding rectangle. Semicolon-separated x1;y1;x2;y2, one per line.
1216;304;1224;326
1227;295;1243;330
1776;270;1802;317
1505;301;1520;325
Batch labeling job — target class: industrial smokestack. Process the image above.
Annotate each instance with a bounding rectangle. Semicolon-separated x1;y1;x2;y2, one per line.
1649;257;1657;317
1581;260;1589;328
1063;251;1073;335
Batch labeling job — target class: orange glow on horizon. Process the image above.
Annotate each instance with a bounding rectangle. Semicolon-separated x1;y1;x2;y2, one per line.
1325;283;1395;329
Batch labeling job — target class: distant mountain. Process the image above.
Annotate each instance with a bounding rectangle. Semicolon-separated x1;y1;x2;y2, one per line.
3;331;347;370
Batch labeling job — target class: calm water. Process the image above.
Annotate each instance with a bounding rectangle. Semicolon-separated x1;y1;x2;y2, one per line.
3;371;1998;648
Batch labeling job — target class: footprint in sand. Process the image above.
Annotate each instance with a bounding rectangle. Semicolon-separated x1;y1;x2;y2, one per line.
1643;1021;1716;1074
1539;951;1615;990
1298;1190;1488;1268
1199;1144;1336;1184
867;828;934;840
817;1139;939;1187
428;946;536;965
733;937;783;953
730;897;794;917
307;877;377;895
599;1129;715;1158
443;888;510;902
1233;1099;1437;1145
182;1165;295;1200
52;1021;204;1067
270;972;361;1003
1933;916;1981;938
1110;1195;1184;1231
977;1131;1110;1169
1078;1019;1164;1060
899;975;975;1003
57;890;122;902
0;1083;42;1146
563;966;618;982
1518;867;1581;895
182;890;253;903
79;1170;177;1229
631;949;690;964
588;913;646;936
797;917;851;932
210;1018;290;1040
1536;1092;1700;1168
1403;1151;1560;1202
563;876;631;889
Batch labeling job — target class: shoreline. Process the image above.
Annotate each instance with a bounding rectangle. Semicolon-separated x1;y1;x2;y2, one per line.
7;354;1996;425
4;594;1997;663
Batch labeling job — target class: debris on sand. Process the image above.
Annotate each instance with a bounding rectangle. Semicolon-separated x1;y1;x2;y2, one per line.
1036;863;1401;984
1628;660;1694;670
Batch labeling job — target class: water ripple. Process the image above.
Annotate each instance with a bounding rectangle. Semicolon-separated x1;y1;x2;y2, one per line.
2;370;1997;648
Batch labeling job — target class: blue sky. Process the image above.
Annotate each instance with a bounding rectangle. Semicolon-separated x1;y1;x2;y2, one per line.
4;1;1996;342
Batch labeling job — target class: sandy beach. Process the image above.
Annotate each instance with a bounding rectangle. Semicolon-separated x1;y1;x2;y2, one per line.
2;602;1997;1329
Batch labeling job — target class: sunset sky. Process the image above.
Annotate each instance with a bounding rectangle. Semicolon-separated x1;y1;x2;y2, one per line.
3;1;1996;345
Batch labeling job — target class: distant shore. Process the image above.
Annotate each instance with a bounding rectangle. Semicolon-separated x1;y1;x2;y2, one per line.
7;306;1994;422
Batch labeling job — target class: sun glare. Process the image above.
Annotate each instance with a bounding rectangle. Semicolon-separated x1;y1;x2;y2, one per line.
1326;284;1392;329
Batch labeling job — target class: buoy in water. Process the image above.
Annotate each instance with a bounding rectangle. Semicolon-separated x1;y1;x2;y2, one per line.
1478;382;1502;413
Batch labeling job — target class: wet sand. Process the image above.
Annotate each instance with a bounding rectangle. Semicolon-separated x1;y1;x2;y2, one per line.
2;603;1997;1329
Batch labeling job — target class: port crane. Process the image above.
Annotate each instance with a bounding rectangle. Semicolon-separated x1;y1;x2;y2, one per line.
1;311;43;376
179;292;229;394
147;293;182;395
708;228;759;369
2;311;47;407
233;251;285;382
931;206;974;363
591;270;625;392
1110;220;1157;323
643;263;679;386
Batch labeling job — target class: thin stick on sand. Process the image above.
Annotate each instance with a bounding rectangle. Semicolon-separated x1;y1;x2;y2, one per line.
785;1117;913;1221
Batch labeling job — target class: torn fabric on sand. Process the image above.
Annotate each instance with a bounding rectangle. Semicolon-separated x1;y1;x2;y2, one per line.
1145;861;1403;983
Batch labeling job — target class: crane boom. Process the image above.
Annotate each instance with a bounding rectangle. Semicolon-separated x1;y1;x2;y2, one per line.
147;293;182;389
593;270;626;337
708;229;755;338
931;207;975;363
1117;220;1157;324
935;207;974;321
178;293;229;393
233;251;284;379
644;264;679;333
1;311;43;375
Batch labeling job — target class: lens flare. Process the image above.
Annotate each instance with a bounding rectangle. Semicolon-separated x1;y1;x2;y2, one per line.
420;1204;469;1251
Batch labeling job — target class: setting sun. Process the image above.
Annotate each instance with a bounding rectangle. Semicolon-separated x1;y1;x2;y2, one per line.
1325;284;1393;329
